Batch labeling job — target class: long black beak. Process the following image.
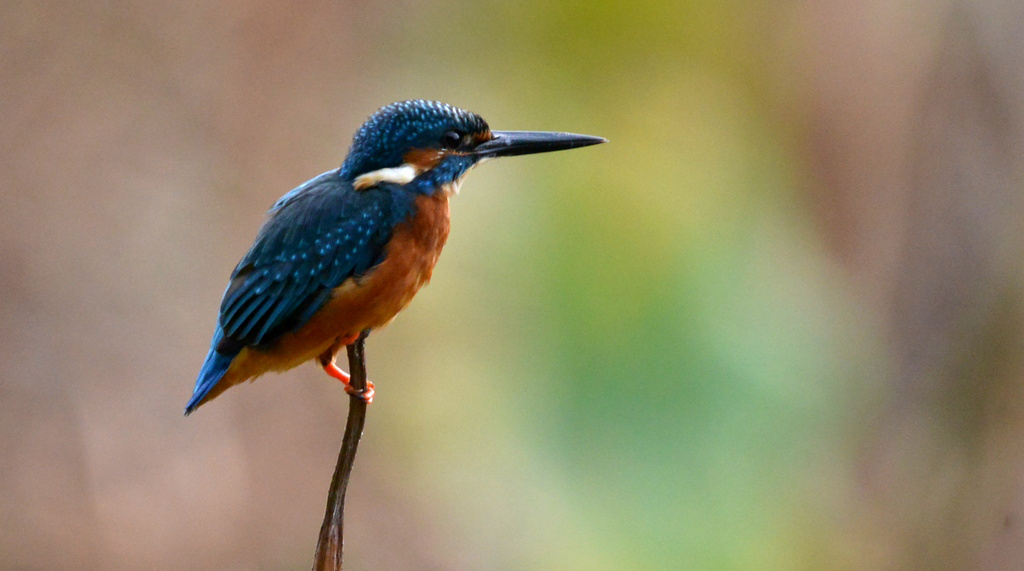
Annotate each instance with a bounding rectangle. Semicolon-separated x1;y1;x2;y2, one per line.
473;130;607;159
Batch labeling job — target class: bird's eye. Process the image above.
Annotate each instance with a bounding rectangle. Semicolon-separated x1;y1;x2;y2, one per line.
441;130;464;150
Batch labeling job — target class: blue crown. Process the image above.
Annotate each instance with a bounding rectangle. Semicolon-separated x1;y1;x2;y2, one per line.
340;100;489;179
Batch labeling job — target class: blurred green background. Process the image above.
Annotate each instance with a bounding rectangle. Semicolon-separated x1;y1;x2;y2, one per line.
4;2;1024;569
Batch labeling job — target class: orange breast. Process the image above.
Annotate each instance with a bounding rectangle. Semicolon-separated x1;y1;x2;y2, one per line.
216;191;452;393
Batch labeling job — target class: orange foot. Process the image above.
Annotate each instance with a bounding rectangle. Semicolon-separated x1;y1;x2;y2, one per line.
321;359;375;404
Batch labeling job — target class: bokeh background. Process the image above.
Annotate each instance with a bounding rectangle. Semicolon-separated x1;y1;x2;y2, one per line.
4;1;1024;569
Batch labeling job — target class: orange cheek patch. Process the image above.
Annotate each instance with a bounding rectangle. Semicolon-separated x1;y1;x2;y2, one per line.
404;148;445;170
473;130;494;145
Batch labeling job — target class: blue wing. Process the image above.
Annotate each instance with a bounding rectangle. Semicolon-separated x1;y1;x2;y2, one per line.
218;170;413;349
186;170;415;415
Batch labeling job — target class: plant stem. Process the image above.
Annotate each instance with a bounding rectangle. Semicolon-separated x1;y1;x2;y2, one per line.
311;331;369;571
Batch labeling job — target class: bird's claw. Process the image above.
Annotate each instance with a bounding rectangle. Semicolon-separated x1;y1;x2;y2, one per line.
344;381;375;404
322;359;374;404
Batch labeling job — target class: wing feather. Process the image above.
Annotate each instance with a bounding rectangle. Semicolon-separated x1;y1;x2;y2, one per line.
217;171;414;348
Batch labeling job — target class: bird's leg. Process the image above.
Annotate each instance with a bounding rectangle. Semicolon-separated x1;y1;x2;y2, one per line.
318;335;374;403
320;355;375;403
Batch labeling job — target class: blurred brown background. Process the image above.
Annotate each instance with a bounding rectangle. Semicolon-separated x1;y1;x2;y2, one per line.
3;1;1024;569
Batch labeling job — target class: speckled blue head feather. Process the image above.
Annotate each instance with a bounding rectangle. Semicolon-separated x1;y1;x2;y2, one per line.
340;100;489;180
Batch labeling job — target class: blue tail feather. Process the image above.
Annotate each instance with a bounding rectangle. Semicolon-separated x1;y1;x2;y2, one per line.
185;326;237;416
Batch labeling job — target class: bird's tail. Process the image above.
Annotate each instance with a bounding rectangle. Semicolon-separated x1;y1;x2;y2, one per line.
184;326;237;416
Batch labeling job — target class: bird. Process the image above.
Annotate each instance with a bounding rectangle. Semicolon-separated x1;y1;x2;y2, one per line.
185;100;605;415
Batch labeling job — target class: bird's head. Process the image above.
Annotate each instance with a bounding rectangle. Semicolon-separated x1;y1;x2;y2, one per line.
340;100;605;195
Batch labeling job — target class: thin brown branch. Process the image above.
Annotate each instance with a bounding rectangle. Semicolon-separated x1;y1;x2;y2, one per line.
311;331;370;571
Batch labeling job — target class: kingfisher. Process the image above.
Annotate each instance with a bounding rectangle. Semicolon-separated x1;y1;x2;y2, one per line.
185;100;604;415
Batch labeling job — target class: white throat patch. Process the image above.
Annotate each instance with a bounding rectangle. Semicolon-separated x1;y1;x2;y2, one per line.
353;164;420;190
441;180;462;196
